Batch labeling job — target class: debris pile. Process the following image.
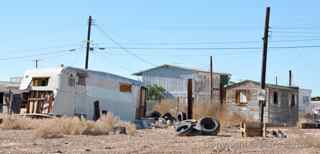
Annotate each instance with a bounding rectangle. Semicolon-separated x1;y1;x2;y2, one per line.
176;117;220;136
266;129;287;138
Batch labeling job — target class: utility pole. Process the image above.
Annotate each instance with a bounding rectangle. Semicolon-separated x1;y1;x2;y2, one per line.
289;70;292;86
187;79;193;119
259;7;271;124
210;56;213;104
85;16;93;69
33;59;40;69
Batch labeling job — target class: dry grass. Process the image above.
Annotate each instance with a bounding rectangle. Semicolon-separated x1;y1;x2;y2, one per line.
0;113;136;139
0;115;40;130
153;99;178;116
288;129;320;149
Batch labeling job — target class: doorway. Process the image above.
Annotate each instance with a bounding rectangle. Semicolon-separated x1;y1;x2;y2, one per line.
93;100;101;121
0;93;3;113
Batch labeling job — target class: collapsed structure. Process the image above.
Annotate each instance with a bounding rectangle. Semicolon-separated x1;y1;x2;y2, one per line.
15;66;146;121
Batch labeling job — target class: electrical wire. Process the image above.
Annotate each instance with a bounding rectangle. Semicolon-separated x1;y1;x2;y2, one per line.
0;48;79;61
92;45;320;51
94;24;155;66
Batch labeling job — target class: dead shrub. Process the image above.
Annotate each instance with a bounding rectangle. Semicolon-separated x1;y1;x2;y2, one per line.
0;115;39;130
1;113;135;139
33;118;64;139
84;113;119;135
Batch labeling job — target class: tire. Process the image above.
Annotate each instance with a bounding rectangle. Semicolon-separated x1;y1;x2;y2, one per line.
162;113;176;122
194;117;220;135
176;122;194;136
177;112;187;121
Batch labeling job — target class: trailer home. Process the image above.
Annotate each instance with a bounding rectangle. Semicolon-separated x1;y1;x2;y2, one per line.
19;66;146;121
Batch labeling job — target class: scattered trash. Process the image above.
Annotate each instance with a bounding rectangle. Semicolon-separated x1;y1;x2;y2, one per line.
162;113;176;122
266;129;287;138
240;121;264;137
112;126;126;135
147;111;161;120
135;118;154;129
175;117;220;136
154;118;169;128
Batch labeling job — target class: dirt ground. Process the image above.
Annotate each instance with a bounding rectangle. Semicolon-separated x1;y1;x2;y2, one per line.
0;127;320;154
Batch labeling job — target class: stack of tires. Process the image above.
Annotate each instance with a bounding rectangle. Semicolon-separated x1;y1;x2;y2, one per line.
176;117;220;136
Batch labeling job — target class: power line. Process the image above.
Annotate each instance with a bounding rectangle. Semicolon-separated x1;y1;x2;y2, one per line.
93;45;320;51
94;38;320;46
0;48;78;61
94;24;155;66
2;43;82;54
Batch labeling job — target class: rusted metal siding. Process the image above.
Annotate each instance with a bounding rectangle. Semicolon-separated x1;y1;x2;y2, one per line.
225;82;268;122
226;81;299;126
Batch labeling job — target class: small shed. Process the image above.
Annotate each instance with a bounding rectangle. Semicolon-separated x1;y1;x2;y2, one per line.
225;80;299;126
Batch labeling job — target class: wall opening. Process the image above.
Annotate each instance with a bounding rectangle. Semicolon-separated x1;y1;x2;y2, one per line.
235;90;248;105
273;91;279;105
290;94;296;107
93;100;101;121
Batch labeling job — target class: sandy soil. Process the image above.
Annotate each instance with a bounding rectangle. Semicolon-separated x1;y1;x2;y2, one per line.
0;127;320;154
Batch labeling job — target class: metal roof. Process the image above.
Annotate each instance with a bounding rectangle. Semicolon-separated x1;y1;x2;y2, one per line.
133;64;231;76
225;80;299;91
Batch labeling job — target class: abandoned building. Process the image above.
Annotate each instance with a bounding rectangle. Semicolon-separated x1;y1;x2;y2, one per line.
0;79;24;113
225;80;301;126
134;64;231;105
18;66;146;121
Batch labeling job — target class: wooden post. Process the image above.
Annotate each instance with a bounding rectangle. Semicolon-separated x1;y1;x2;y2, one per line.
187;79;193;119
260;7;270;124
210;56;213;104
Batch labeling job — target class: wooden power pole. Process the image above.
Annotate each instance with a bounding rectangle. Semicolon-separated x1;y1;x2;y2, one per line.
210;56;213;104
289;70;292;87
187;79;193;119
259;7;271;124
85;16;93;69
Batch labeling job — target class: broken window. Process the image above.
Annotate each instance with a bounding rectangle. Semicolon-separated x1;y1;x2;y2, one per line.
76;72;87;86
32;77;49;86
273;91;279;105
236;90;248;105
120;83;132;93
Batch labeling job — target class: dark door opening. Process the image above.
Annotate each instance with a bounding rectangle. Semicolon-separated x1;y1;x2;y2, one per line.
0;93;3;113
93;100;101;121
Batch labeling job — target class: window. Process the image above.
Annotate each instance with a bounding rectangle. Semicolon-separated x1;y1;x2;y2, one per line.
303;96;310;104
273;91;279;105
32;77;49;86
236;90;248;105
120;83;132;93
68;75;75;87
76;72;87;86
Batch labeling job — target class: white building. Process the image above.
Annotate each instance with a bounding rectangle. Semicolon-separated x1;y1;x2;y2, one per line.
19;66;146;121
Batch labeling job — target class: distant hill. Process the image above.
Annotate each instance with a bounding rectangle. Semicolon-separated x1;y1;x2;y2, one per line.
312;97;320;101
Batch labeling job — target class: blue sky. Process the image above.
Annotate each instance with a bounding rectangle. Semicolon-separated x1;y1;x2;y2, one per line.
0;0;319;96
